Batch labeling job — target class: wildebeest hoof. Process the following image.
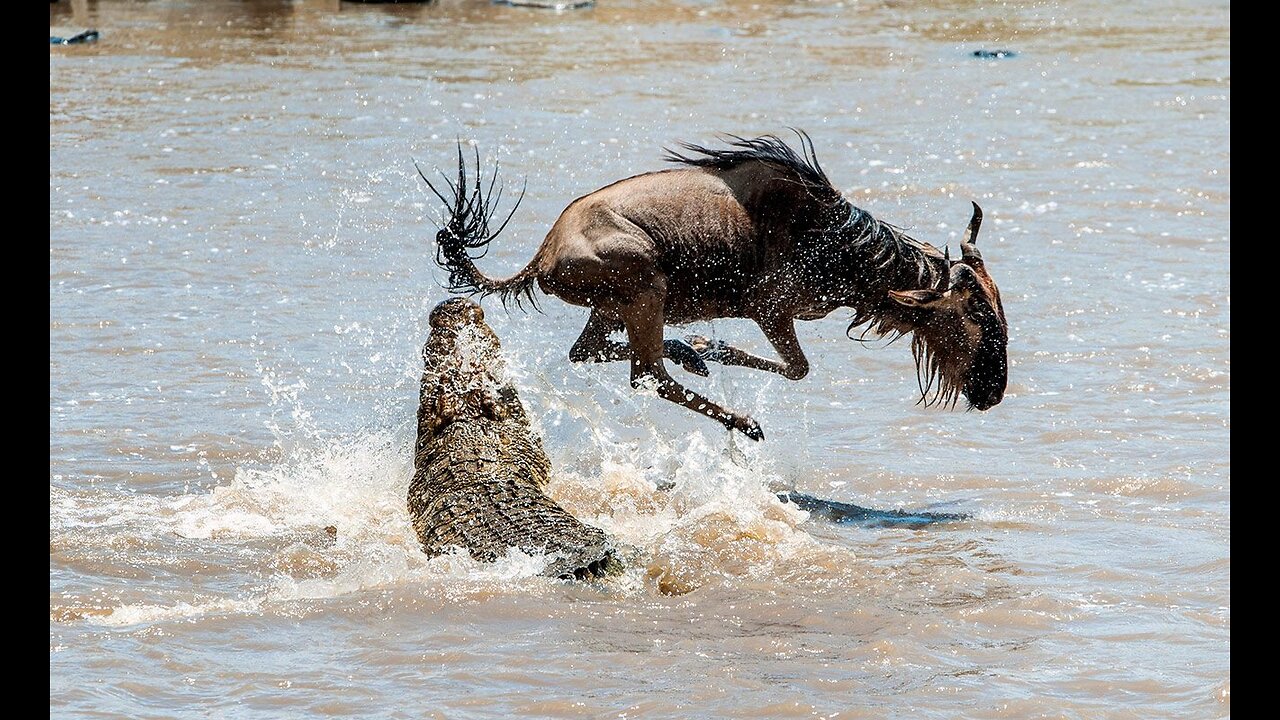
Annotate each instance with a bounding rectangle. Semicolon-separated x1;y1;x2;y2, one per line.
733;416;764;441
664;338;711;377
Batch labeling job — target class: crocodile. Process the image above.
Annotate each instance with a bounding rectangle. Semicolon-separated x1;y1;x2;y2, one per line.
408;297;620;580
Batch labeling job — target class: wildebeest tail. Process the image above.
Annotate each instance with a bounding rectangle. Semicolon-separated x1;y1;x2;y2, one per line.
419;143;541;309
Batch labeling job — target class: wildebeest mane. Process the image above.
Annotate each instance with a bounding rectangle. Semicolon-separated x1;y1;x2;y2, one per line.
663;129;843;206
668;131;958;407
665;131;944;292
839;206;959;408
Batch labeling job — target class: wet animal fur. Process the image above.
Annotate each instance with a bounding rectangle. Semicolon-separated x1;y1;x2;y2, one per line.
425;132;1007;439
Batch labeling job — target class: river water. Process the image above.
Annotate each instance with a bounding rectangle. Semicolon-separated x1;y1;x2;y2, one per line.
50;0;1229;717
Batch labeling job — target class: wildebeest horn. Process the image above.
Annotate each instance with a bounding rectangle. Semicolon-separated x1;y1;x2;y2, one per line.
960;201;983;263
935;247;951;291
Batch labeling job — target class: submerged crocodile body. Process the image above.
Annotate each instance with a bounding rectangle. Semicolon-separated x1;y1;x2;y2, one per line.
408;297;619;580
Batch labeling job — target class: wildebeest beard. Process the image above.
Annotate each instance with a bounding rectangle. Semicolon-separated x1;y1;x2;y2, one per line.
842;309;966;409
844;294;1006;411
907;316;976;409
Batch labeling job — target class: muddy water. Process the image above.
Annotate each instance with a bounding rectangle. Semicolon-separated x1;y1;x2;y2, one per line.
50;0;1228;717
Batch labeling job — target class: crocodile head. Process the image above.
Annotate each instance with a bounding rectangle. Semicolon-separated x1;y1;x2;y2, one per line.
428;296;488;333
412;297;623;582
418;298;524;439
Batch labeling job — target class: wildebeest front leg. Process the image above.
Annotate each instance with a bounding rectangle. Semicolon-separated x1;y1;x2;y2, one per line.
569;310;710;377
619;292;763;441
685;317;810;380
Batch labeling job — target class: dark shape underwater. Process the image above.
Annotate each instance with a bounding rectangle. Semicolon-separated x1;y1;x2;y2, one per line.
51;30;99;45
777;492;970;528
971;49;1016;59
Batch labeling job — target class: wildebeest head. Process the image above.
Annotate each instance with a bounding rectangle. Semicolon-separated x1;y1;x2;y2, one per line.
887;203;1008;410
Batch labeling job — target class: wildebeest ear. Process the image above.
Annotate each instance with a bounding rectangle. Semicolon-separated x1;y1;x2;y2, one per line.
888;289;946;307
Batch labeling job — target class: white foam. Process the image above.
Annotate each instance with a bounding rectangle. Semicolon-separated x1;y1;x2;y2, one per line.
92;598;262;627
53;357;848;623
165;428;412;543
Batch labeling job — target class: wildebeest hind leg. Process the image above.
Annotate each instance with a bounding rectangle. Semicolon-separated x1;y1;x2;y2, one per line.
685;317;810;381
569;310;710;377
619;291;763;441
568;310;629;363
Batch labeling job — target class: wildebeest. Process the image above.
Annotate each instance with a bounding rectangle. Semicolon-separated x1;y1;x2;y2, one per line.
422;131;1007;440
